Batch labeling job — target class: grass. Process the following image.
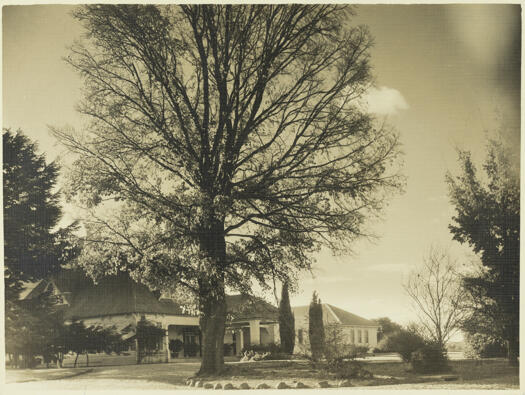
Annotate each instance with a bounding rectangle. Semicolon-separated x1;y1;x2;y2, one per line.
196;358;519;389
6;357;518;390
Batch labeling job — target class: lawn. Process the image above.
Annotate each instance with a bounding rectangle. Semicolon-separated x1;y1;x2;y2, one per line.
5;357;519;391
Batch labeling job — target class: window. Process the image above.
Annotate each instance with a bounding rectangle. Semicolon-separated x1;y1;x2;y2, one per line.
364;329;369;343
350;328;355;344
298;329;304;344
357;329;362;343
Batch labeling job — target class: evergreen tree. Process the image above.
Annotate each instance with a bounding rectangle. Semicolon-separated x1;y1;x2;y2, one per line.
447;135;519;364
3;129;79;294
308;291;324;361
3;128;80;366
278;281;295;354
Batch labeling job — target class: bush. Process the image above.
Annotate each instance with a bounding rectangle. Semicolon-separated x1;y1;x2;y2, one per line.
379;329;426;362
169;339;183;356
344;345;369;359
464;333;507;358
410;342;449;373
184;343;199;357
325;358;373;380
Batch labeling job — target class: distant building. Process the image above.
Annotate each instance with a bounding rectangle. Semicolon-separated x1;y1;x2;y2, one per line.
292;304;379;353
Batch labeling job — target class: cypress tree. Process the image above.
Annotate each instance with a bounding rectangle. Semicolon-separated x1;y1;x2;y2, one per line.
308;291;325;361
278;281;295;354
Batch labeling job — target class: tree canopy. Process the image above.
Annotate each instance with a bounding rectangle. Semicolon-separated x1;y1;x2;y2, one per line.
54;4;402;373
3;128;81;368
4;129;60;288
446;135;519;364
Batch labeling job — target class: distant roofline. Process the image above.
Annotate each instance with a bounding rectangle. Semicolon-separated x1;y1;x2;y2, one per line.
291;303;379;327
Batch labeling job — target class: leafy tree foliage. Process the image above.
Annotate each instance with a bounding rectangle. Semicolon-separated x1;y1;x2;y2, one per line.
4;129;59;289
446;136;519;364
54;4;402;373
3;129;80;367
464;332;507;359
65;321;122;367
308;291;324;361
278;281;295;354
373;317;403;341
5;289;65;368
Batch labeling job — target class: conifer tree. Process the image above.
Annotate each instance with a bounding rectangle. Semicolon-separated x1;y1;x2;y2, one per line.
308;291;324;361
278;281;295;354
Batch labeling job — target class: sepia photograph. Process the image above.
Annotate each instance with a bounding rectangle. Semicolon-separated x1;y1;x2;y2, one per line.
2;2;521;392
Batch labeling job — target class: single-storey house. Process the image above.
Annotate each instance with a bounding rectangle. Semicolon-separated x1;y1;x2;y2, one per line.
24;270;380;362
292;303;379;353
24;270;279;361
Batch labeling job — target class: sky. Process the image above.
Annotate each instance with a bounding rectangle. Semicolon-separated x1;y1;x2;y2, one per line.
2;4;521;328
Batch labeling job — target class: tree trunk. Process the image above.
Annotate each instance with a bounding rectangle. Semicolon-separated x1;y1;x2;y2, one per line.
198;287;227;375
86;351;89;367
197;217;228;376
74;353;79;368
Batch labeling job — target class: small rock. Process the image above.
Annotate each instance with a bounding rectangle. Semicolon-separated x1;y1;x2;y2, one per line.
256;383;270;389
276;382;288;389
195;380;203;387
318;381;330;388
338;380;352;387
223;383;234;390
239;383;250;389
295;382;307;389
214;383;223;390
186;379;194;386
204;383;214;389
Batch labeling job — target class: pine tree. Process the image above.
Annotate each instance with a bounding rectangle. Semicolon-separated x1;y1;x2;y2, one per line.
3;128;80;366
308;291;325;361
278;281;295;354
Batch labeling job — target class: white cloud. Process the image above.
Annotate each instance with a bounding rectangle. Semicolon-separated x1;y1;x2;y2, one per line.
362;86;409;115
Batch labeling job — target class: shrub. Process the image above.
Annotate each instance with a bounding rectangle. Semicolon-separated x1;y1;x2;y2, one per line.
344;345;369;360
464;333;507;358
380;329;426;362
184;343;200;357
323;325;350;362
169;339;183;355
410;342;449;373
325;358;373;380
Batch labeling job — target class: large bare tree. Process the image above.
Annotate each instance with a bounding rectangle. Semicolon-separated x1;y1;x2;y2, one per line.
53;5;402;374
404;246;467;348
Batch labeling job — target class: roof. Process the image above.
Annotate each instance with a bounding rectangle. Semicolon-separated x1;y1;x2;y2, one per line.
226;294;278;322
25;269;278;322
292;303;378;328
64;273;185;320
